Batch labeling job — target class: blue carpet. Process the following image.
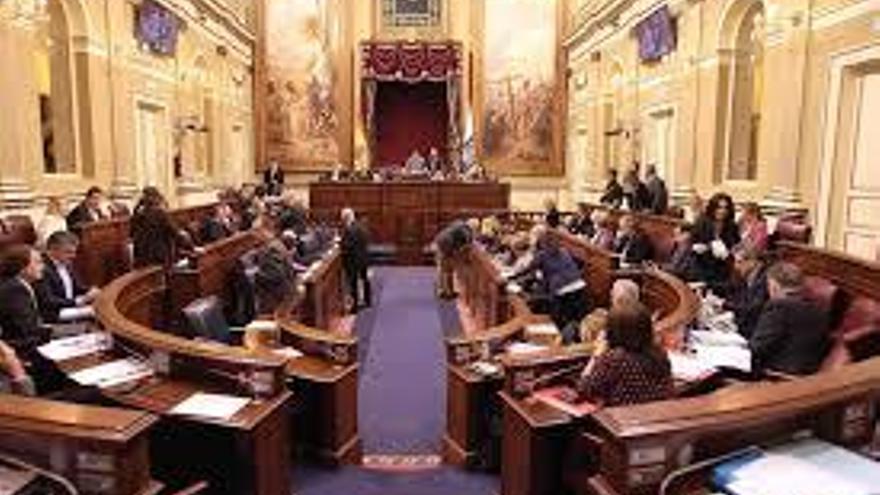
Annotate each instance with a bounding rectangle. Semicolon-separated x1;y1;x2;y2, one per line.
293;465;498;495
358;267;448;455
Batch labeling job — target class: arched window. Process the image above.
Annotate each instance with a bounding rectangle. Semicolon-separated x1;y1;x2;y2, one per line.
34;0;84;174
716;0;764;181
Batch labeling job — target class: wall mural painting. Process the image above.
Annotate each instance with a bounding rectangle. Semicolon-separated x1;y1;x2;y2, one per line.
265;0;340;167
482;0;560;174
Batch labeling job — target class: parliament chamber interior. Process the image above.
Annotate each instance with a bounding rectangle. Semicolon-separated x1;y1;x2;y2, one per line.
2;0;880;494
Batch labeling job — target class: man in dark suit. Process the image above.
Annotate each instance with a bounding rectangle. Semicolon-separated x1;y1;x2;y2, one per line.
434;218;477;298
66;186;105;233
600;169;624;208
263;161;285;197
613;215;654;265
622;170;652;212
644;165;669;215
750;262;829;375
340;208;371;312
34;231;98;323
725;246;769;338
199;203;236;244
544;198;561;228
0;244;65;394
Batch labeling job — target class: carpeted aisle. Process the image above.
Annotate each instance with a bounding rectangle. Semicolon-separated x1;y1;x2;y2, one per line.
358;267;449;455
293;266;498;495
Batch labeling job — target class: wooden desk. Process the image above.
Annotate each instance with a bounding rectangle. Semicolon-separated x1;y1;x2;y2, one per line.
309;181;510;264
90;267;292;495
75;203;217;288
168;230;269;327
299;248;345;329
0;395;161;495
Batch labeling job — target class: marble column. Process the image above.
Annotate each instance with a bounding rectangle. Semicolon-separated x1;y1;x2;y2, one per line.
0;3;42;209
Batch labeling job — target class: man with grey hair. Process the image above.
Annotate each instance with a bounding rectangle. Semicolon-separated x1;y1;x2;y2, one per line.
610;279;640;310
340;207;371;312
35;230;99;323
749;262;829;375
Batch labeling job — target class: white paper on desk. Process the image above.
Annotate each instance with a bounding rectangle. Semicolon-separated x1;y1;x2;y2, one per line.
506;342;547;356
272;347;304;360
690;329;748;347
69;358;153;388
506;282;523;294
668;352;717;381
692;343;752;372
525;323;559;336
469;361;501;376
38;333;111;362
169;393;251;421
0;465;37;495
58;305;95;322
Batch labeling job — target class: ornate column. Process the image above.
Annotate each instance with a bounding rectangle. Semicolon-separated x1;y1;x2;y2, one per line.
670;1;703;204
0;1;43;209
760;1;809;214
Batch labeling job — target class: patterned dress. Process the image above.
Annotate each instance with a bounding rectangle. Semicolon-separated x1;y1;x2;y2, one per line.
577;348;674;407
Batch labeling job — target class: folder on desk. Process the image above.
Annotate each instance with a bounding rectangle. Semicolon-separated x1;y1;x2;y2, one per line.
712;438;880;495
531;386;598;418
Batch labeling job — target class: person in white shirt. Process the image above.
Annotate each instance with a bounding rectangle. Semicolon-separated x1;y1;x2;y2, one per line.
35;231;98;323
405;149;426;174
36;196;67;248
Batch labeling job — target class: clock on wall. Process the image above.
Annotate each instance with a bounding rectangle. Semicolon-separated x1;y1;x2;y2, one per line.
382;0;441;27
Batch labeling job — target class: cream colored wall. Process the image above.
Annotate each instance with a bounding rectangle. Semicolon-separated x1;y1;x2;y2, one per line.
563;0;880;256
0;0;254;223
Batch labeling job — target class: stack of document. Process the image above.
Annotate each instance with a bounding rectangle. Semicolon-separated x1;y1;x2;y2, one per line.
169;393;251;421
712;438;880;495
69;358;153;388
38;333;112;362
468;360;502;377
687;329;752;373
506;342;547;356
668;352;719;381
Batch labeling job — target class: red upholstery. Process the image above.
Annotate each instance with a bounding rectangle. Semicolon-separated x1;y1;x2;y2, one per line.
833;297;880;340
3;214;37;245
822;297;880;371
801;276;840;314
774;216;812;245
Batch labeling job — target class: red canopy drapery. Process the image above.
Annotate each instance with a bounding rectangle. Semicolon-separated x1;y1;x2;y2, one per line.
361;41;463;169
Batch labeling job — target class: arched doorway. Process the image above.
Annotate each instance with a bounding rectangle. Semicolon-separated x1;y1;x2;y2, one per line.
715;0;764;182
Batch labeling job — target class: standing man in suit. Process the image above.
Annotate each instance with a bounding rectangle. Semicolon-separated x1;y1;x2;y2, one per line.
340;208;371;312
263;161;285;197
600;169;624;208
644;165;669;215
433;218;478;299
66;186;105;233
750;262;829;375
35;231;99;323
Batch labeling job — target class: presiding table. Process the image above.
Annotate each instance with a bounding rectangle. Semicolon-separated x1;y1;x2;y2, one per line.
309;180;510;264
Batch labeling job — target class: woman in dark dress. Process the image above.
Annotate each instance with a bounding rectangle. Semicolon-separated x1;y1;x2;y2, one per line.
690;193;740;292
577;303;673;406
130;187;194;268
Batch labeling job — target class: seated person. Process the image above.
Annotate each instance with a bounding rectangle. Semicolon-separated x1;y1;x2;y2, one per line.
427;147;442;173
724;246;769;339
433;218;478;298
737;202;769;254
750;262;829;375
599;169;624;208
509;226;590;337
200;203;237;244
580;279;641;344
405;149;427;174
612;215;653;265
278;194;309;235
35;231;99;323
663;223;698;281
589;210;616;250
543;198;561;229
576;303;674;406
0;244;67;394
0;340;35;396
477;216;503;252
66;186;106;234
567;202;595;238
253;240;298;316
